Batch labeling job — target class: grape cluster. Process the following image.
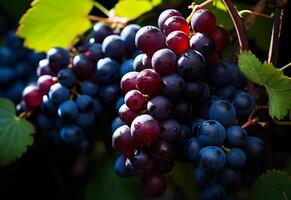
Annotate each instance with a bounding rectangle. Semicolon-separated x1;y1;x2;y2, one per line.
0;31;45;102
112;8;264;199
19;23;141;152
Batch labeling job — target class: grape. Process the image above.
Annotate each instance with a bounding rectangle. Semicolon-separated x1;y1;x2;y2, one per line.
120;59;134;76
76;95;94;112
185;138;201;162
41;95;57;116
81;80;98;96
232;91;255;118
209;26;230;53
197;120;226;146
120;24;141;52
184;81;206;102
135;26;165;56
218;167;241;188
154;159;175;174
96;57;120;83
191;9;216;34
136;69;161;96
127;149;154;176
172;101;192;121
98;83;121;106
226;148;246;168
199;146;226;171
120;71;139;93
72;54;95;80
57;68;76;88
0;46;13;66
216;85;236;101
147;96;172;121
158;9;182;30
141;173;167;197
60;125;84;144
191;118;205;134
133;54;146;72
163;16;190;36
160;119;181;143
36;113;54;130
201;96;222;119
201;183;226;200
0;67;15;86
48;83;70;104
76;112;95;128
151;48;176;76
209;100;236;128
131;114;160;146
111;117;126;132
195;165;217;186
151;139;176;162
112;125;135;157
37;59;52;76
22;85;42;107
179;125;191;145
125;90;148;111
58;100;79;122
37;75;56;94
93;98;103;116
116;97;125;111
210;62;232;87
177;49;206;81
114;154;132;178
47;47;70;73
226;126;247;147
102;35;126;61
92;23;113;43
190;33;215;59
119;104;138;125
230;64;246;89
141;54;152;69
244;136;264;159
161;73;185;100
85;43;103;63
166;31;189;54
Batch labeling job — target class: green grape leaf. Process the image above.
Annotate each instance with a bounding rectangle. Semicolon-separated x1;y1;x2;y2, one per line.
238;51;291;120
85;156;139;200
249;170;291;200
111;0;162;20
0;98;34;166
17;0;94;52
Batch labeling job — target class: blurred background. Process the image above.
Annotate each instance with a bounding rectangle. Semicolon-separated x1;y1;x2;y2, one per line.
0;0;290;200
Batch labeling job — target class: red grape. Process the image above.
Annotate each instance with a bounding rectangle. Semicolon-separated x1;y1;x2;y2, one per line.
125;90;148;111
22;85;42;108
163;16;190;36
190;32;215;58
37;75;57;94
112;125;135;157
119;104;138;125
136;69;161;96
120;71;139;94
191;9;216;34
141;173;167;197
209;26;230;53
151;48;176;76
158;9;182;30
166;31;189;54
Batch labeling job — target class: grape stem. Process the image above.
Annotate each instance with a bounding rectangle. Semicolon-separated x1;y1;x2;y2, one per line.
280;62;291;71
238;10;274;19
93;2;110;17
17;111;31;119
241;117;259;129
186;0;214;23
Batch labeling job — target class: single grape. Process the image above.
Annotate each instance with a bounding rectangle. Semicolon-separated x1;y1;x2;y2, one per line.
85;43;103;63
114;154;132;178
147;96;172;121
133;54;147;72
185;138;201;162
76;111;95;128
227;148;246;168
120;59;134;76
92;23;113;43
127;149;154;176
160;119;181;143
47;47;70;73
195;165;217;186
76;95;94;112
131;114;160;146
125;90;148;111
37;75;56;94
172;101;192;121
60;125;84;144
141;173;167;197
209;26;230;53
36;113;54;130
244;136;264;159
72;54;95;80
154;159;175;174
115;97;125;111
197;120;226;146
199;146;226;171
216;85;236;101
190;33;215;58
177;49;206;81
201;183;226;200
120;71;139;94
151;48;176;76
119;104;138;125
22;85;42;107
191;9;216;34
184;81;206;102
232;91;255;118
81;80;98;97
136;69;161;96
98;83;121;106
230;64;246;89
57;68;76;88
161;73;185;100
41;95;57;115
151;139;176;162
226;126;248;147
102;35;126;61
158;9;182;30
135;26;165;56
209;100;236;128
178;125;191;145
58;100;79;122
200;95;222;119
0;67;15;86
163;16;190;36
120;24;141;52
166;31;189;54
141;54;152;69
111;117;126;133
219;167;241;188
112;125;135;157
37;59;52;76
210;62;232;87
191;118;206;134
96;57;120;83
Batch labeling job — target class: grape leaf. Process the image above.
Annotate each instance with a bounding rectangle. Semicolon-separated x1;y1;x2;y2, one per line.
238;51;291;120
17;0;94;52
111;0;162;20
249;170;291;200
85;156;139;200
0;98;34;166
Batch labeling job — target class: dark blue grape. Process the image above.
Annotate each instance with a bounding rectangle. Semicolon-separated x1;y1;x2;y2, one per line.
200;96;222;119
60;125;84;144
120;24;141;52
48;83;70;104
96;57;120;83
199;146;226;171
209;100;236;128
57;68;76;88
133;54;145;72
197;120;226;146
98;83;121;106
72;54;95;80
160;119;181;143
151;48;176;76
76;112;95;128
47;47;70;73
190;32;215;58
244;136;264;159
0;47;13;66
81;80;98;96
191;118;206;134
37;59;52;76
227;148;246;168
114;154;132;178
92;23;113;43
202;183;226;200
173;101;192;121
102;35;126;61
210;61;232;87
36;113;54;130
0;67;15;87
93;98;103;116
230;64;246;89
111;117;126;132
195;165;217;186
120;59;134;76
4;82;25;102
41;95;57;115
115;97;125;111
217;85;236;101
219;167;241;188
58;100;79;122
161;73;185;100
185;138;201;162
85;43;103;63
232;91;255;118
147;96;172;121
76;95;94;112
226;126;247;147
